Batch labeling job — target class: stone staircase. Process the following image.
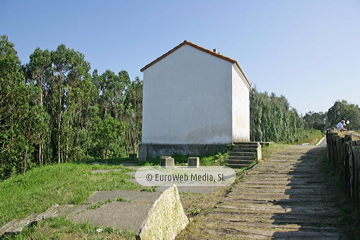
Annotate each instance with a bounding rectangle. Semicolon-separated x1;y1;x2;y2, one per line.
226;142;261;168
186;145;347;239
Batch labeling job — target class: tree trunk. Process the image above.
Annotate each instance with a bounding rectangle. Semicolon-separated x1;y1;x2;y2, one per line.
65;137;68;162
36;144;42;165
23;147;28;173
57;114;61;164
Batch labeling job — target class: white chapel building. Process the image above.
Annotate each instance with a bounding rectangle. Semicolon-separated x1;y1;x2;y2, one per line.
139;40;251;160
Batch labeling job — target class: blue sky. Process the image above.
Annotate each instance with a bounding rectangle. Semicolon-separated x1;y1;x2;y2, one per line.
1;0;359;115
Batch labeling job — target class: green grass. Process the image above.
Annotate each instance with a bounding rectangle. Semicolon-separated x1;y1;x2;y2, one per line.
2;217;135;240
83;157;130;165
293;129;324;145
0;162;143;228
87;198;118;210
261;143;287;159
116;197;128;202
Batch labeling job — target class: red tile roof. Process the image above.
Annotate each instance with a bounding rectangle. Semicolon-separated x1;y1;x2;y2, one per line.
140;40;251;86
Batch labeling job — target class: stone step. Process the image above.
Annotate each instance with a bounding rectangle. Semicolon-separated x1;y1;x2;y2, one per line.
244;169;319;174
212;205;341;219
254;163;320;167
187;146;346;239
233;142;258;146
208;210;341;223
228;155;255;160
231;147;257;152
223;196;338;206
229;151;256;156
246;172;323;177
231;186;330;192
226;142;260;169
226;163;252;168
254;161;318;165
247;173;323;181
240;179;329;185
200;226;342;240
228;188;332;195
215;204;341;215
221;198;340;205
201;218;342;233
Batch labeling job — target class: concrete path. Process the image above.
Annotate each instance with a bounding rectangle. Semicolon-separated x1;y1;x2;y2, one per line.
185;145;347;239
317;136;327;146
67;190;162;232
65;167;221;232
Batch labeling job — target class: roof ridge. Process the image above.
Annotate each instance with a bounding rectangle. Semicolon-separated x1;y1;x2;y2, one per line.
140;40;251;86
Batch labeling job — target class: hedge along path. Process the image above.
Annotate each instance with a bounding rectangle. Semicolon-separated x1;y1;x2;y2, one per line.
184;145;347;240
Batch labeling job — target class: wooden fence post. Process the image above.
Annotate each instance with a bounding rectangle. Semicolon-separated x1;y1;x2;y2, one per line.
326;129;360;209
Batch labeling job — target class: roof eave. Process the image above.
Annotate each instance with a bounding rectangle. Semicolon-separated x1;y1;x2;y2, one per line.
140;40;251;87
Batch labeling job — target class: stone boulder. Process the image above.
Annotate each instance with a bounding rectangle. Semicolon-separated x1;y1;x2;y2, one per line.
136;185;189;240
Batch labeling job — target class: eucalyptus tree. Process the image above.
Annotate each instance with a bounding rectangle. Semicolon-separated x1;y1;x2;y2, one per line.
96;70;130;118
49;44;94;163
124;76;143;153
250;88;305;142
92;69;132;156
24;48;52;165
0;35;30;178
250;88;263;141
1;37;145;180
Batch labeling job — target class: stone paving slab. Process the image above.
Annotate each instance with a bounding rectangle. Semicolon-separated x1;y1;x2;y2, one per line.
66;189;163;232
1;204;76;236
86;190;162;203
0;214;38;236
68;202;152;232
67;165;222;232
64;184;221;233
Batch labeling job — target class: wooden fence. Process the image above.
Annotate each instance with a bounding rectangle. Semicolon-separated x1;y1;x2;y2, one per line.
326;129;360;209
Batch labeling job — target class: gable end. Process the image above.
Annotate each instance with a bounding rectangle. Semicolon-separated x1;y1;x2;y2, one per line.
140;40;251;87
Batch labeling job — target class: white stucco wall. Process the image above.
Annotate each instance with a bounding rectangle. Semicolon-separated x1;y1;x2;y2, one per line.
232;65;250;142
142;45;233;144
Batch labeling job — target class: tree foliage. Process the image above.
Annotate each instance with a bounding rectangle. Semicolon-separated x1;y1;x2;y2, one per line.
0;35;30;179
2;34;360;181
303;111;327;131
0;35;143;180
250;88;305;142
251;89;360;142
326;100;360;130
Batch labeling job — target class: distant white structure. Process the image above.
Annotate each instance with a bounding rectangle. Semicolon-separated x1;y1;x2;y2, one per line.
139;40;251;160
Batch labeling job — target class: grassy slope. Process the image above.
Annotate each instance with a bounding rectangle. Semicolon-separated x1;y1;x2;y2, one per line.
0;137;326;239
294;129;324;145
0;162;142;228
